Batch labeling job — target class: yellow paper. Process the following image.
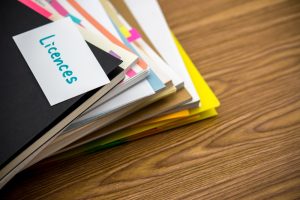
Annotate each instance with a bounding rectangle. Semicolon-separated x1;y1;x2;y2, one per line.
119;25;131;38
125;108;218;142
176;35;220;114
136;110;190;126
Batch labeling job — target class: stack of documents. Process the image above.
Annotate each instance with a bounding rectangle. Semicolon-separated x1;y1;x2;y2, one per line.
0;0;219;188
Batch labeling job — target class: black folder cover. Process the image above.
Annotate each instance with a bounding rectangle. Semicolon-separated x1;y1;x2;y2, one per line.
0;1;123;170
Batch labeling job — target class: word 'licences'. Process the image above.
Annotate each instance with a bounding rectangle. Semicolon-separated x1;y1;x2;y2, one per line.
39;34;78;84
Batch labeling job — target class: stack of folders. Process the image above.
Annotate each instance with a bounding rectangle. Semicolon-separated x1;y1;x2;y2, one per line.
0;0;220;188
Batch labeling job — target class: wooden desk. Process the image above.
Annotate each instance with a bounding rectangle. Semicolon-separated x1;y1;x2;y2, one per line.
1;0;300;199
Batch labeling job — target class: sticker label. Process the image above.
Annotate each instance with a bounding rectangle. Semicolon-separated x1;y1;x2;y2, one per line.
13;18;110;105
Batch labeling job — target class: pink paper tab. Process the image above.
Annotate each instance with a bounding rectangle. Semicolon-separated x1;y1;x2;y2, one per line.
127;28;141;42
48;0;69;17
126;68;136;78
19;0;52;18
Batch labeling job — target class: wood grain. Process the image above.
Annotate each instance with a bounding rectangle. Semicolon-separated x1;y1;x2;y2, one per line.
1;0;300;199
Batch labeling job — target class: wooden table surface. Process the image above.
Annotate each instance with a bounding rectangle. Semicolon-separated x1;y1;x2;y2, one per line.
1;0;300;199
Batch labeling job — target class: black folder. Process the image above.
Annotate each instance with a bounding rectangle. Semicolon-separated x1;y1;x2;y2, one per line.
0;0;124;186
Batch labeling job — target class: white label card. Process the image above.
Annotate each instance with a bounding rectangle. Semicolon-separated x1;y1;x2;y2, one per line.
13;18;110;106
